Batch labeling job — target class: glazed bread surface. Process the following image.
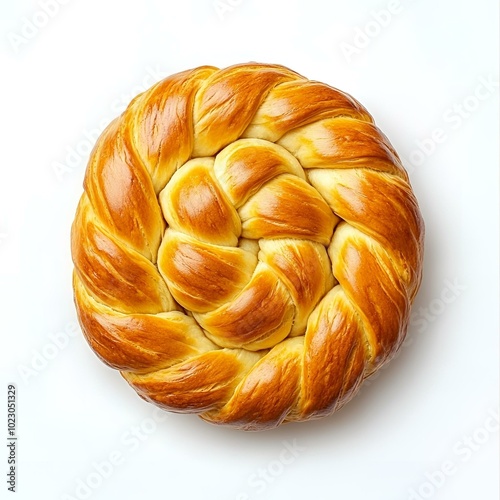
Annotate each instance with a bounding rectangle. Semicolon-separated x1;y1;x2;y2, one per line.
71;62;424;431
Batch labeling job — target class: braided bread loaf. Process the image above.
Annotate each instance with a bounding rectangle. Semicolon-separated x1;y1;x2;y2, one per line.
71;62;424;431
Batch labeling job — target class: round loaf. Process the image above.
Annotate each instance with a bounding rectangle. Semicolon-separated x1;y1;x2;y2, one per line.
71;62;424;431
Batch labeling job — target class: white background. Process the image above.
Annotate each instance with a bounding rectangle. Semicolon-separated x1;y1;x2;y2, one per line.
0;0;498;499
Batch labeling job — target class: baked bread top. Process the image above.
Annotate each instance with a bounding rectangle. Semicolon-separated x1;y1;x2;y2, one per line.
71;62;424;431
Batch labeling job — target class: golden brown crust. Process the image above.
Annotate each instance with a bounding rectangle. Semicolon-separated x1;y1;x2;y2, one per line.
300;287;366;419
71;62;424;431
157;230;258;313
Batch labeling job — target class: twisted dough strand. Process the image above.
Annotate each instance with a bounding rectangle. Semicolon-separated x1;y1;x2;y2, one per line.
71;62;424;431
